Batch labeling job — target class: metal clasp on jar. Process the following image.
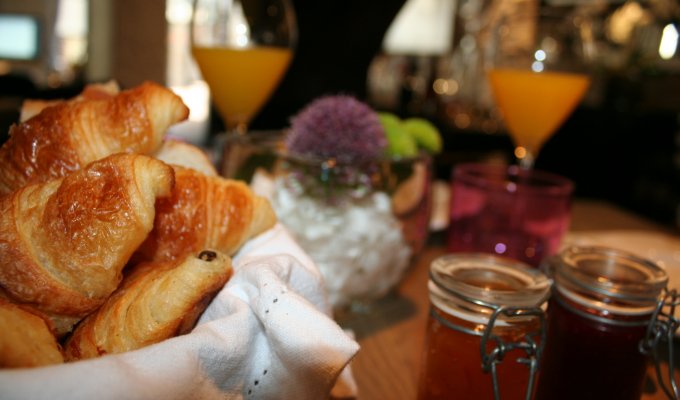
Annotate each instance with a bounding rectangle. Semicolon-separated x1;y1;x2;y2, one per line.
480;305;547;400
640;288;680;400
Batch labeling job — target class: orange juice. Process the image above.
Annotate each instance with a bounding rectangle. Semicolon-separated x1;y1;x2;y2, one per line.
192;46;293;129
487;68;590;155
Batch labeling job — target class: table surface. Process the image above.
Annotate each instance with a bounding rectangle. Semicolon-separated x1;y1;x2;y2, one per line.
338;199;680;400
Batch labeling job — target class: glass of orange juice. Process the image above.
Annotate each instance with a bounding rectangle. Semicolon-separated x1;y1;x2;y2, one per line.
191;0;297;136
484;1;592;169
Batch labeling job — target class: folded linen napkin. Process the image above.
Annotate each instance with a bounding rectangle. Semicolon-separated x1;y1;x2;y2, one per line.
0;224;360;400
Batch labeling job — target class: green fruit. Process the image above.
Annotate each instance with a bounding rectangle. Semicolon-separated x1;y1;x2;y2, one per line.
402;118;442;154
378;112;418;157
384;124;418;157
378;112;401;129
385;130;418;157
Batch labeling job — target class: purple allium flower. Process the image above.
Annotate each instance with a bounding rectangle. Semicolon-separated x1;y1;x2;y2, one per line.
286;95;387;163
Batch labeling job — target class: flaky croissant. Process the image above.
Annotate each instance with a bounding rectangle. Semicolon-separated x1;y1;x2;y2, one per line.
154;139;218;177
0;81;188;194
0;299;64;368
19;80;121;122
134;166;277;262
64;250;232;360
0;153;175;335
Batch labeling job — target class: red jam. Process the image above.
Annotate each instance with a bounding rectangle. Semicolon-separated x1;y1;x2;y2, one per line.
535;246;668;400
534;292;649;400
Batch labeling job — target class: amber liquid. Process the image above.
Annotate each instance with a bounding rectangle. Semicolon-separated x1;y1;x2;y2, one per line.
534;293;650;400
487;69;590;156
417;307;541;400
191;46;293;129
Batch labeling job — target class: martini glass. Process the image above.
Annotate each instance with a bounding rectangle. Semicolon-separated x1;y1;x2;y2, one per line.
484;2;591;169
191;0;297;136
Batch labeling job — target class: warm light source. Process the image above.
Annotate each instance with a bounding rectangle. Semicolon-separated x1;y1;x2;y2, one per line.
534;49;546;61
433;78;459;95
659;23;679;60
228;2;250;48
531;61;544;72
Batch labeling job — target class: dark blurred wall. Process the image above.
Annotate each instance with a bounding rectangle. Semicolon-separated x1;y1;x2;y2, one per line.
111;0;167;88
249;0;407;131
538;73;680;228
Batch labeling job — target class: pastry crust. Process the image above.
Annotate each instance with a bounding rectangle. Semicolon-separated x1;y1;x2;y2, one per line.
154;139;218;176
19;80;121;122
135;166;277;262
0;81;188;194
0;153;175;335
64;250;232;360
0;299;64;368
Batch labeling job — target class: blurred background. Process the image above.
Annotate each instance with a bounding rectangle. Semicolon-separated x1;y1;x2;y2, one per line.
0;0;679;229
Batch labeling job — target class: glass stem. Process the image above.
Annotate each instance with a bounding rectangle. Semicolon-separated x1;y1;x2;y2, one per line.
519;151;535;169
234;122;248;136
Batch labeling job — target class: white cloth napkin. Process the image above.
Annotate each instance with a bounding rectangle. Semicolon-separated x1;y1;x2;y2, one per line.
0;224;360;400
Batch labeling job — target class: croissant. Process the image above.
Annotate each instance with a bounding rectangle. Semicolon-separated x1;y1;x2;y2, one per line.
134;166;277;262
0;299;64;368
19;80;121;122
0;153;175;335
0;81;188;194
64;250;232;360
154;139;218;176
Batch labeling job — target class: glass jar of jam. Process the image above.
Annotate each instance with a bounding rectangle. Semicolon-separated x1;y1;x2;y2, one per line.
535;246;671;400
417;254;551;400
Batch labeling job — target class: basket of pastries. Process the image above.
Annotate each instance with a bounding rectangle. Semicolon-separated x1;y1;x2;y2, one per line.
0;81;359;400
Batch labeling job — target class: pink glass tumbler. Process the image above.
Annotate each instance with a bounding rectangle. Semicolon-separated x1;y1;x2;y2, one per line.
447;163;574;267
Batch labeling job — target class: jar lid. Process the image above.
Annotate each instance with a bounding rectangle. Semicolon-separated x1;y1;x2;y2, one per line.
554;246;668;313
430;253;551;312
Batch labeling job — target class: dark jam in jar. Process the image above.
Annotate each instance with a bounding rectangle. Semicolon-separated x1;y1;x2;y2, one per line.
417;254;550;400
535;246;668;400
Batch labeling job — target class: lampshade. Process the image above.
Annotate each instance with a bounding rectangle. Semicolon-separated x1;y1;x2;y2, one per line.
382;0;455;56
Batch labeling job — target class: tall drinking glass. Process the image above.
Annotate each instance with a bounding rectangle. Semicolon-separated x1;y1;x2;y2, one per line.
191;0;297;135
484;1;591;168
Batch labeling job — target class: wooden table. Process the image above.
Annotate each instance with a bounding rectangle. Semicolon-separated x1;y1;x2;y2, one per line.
338;199;680;400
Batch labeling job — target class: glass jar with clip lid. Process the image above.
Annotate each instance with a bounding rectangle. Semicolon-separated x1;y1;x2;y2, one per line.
417;253;551;400
535;245;679;400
